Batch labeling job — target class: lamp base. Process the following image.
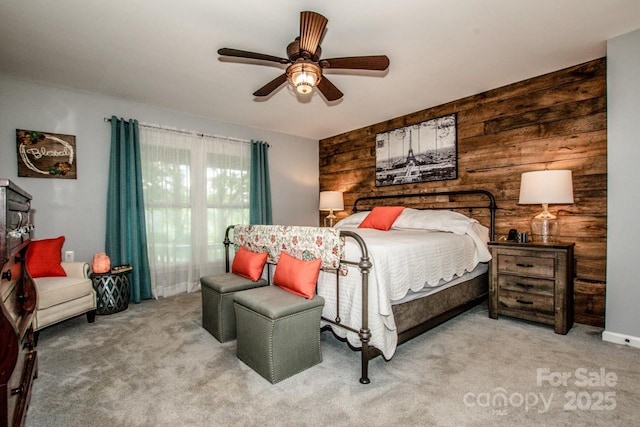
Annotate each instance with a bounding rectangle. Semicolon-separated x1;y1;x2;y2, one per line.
530;216;559;243
324;211;337;227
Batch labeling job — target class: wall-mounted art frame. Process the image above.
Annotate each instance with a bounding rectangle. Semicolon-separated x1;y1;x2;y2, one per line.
16;129;77;179
375;113;457;186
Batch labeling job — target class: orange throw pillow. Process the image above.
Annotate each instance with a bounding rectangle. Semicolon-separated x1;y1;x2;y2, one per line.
358;206;405;231
231;246;268;282
25;236;67;278
273;252;321;299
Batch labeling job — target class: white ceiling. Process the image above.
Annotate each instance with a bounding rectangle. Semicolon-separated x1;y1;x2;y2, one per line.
1;1;639;140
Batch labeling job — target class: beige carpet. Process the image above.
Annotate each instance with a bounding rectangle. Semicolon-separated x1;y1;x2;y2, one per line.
26;292;639;426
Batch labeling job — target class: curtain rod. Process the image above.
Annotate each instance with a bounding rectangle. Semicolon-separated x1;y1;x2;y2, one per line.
103;117;265;146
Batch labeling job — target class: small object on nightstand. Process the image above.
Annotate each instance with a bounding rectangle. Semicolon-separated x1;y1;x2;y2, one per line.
488;240;574;334
111;264;132;273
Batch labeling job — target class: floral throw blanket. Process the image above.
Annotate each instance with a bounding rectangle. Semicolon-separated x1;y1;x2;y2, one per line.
232;225;342;269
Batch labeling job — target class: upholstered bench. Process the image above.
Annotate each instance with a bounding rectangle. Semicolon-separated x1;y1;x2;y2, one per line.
234;285;324;384
200;273;268;342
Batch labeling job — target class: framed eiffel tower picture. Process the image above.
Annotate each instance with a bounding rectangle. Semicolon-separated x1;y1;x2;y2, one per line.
375;113;457;187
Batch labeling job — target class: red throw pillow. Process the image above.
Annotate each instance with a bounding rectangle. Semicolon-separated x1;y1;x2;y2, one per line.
358;206;405;231
273;252;322;299
231;246;268;282
25;236;67;278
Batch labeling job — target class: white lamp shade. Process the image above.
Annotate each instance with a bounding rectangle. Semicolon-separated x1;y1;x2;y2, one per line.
519;170;574;205
319;191;344;211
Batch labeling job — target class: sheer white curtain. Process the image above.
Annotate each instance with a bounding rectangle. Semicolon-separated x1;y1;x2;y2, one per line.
139;126;250;298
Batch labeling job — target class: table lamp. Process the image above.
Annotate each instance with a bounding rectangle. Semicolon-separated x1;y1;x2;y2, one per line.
519;170;574;242
319;191;344;227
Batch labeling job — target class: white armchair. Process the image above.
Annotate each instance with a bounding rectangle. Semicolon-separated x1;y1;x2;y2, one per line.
32;261;96;343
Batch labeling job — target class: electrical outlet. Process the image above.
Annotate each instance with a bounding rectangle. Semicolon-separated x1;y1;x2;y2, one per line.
64;250;74;262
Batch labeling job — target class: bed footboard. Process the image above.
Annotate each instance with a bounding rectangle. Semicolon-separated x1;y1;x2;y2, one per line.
331;230;373;384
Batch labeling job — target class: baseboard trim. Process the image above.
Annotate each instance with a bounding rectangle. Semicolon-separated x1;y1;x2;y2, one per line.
602;330;640;349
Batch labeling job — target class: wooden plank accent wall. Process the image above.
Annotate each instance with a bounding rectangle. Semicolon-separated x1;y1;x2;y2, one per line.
319;58;607;327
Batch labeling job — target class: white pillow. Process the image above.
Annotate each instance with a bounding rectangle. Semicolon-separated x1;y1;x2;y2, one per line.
392;208;491;262
333;211;370;229
392;208;478;234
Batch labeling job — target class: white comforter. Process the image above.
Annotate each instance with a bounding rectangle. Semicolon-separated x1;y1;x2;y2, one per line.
317;209;491;359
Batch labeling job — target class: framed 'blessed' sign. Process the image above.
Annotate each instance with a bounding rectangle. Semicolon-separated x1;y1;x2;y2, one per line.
16;129;77;179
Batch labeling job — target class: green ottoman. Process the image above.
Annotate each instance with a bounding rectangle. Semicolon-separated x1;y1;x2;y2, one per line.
200;273;268;342
234;286;325;384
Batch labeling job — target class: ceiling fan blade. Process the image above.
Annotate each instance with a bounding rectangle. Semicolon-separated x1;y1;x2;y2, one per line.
299;11;328;56
253;73;288;97
321;55;390;71
316;76;343;101
218;48;289;65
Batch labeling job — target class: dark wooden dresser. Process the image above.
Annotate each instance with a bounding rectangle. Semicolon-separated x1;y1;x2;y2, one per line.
0;179;37;427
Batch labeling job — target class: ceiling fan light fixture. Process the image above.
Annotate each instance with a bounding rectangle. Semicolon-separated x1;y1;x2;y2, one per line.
286;60;322;94
219;11;389;100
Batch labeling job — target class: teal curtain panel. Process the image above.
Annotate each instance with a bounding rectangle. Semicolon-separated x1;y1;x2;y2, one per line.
249;140;272;225
106;116;152;302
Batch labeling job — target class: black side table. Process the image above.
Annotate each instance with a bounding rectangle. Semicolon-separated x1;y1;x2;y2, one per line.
91;270;131;315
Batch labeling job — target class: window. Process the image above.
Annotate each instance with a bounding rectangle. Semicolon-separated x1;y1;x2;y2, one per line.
140;126;250;297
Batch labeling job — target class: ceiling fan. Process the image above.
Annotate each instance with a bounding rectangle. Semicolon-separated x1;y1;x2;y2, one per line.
218;11;390;101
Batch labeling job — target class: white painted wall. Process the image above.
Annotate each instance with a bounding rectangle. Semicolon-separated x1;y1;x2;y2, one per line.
604;29;640;348
0;76;319;263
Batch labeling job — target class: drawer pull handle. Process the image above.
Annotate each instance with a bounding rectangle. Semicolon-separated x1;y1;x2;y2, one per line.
516;282;534;289
11;385;23;396
1;270;11;281
516;263;534;268
516;299;534;305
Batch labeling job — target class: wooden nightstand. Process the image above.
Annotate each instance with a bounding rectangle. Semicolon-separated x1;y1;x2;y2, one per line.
488;241;575;334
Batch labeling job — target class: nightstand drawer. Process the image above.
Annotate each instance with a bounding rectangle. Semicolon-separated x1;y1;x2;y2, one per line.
498;289;554;317
497;275;554;296
498;254;555;278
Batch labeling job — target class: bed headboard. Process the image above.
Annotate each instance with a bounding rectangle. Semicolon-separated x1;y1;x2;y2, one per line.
352;190;497;240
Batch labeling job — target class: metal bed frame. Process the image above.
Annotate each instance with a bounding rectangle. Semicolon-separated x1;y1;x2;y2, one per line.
320;189;497;384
